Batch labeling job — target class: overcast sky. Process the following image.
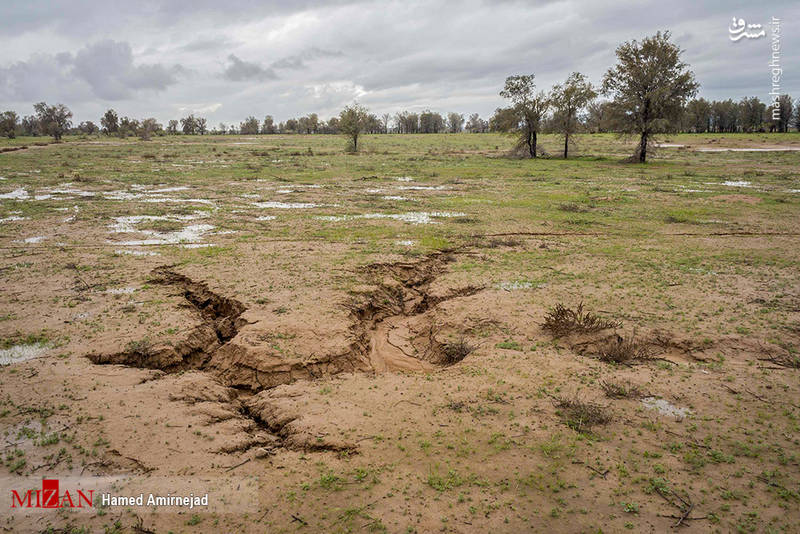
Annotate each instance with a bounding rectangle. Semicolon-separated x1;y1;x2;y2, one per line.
0;0;797;125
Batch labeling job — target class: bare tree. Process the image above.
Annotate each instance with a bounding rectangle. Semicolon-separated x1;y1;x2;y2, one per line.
602;31;698;162
339;103;370;151
33;102;72;141
550;72;596;158
381;113;390;133
196;117;208;135
166;120;179;134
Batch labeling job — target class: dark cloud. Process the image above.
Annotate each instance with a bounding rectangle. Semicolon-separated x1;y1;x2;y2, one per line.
0;40;183;102
72;40;184;99
0;1;797;124
223;54;278;81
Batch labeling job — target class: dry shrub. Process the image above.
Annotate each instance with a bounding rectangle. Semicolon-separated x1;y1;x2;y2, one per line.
552;396;611;432
598;333;651;364
440;337;476;364
542;303;620;337
600;379;643;399
557;202;590;213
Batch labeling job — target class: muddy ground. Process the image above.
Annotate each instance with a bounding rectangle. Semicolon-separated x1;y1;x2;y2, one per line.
1;132;799;533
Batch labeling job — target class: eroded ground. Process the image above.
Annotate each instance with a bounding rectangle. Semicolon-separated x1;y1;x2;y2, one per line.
1;132;799;533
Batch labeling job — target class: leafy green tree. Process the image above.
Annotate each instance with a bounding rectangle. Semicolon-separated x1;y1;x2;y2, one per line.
602;31;698;162
0;111;19;138
33;102;72;141
101;109;119;134
550;72;596;159
498;74;549;157
339;103;370;152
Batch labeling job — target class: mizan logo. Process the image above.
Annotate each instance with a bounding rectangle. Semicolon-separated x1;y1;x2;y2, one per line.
11;479;93;509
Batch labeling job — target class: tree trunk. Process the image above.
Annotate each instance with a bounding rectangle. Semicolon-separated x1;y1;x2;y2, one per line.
639;132;648;163
353;134;358;152
532;131;537;159
563;133;569;159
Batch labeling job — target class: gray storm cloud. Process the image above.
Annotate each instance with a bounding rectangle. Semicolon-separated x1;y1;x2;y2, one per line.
0;0;796;124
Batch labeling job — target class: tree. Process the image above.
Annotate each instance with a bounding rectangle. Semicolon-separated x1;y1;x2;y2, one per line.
325;117;340;134
180;115;197;135
446;112;464;134
738;97;765;132
381;113;391;133
550;72;596;158
0;111;19;138
771;94;793;133
498;74;550;157
196;117;207;135
138;118;161;140
602;31;698;162
240;116;260;135
119;117;140;137
465;113;487;133
101;109;119;135
33;102;72;141
20;115;38;136
711;99;738;132
419;110;445;133
684;98;712;132
261;115;276;134
394;111;419;133
339;103;370;152
585;101;616;133
284;118;299;133
166;120;179;134
77;121;98;135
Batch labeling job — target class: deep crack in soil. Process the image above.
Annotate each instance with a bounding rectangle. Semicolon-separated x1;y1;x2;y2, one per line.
86;251;484;454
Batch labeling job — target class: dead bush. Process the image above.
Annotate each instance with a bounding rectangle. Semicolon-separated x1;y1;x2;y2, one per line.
542;302;620;336
600;379;644;399
552;396;611;432
597;333;651;364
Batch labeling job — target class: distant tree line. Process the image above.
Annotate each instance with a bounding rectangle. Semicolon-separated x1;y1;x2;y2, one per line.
1;31;796;159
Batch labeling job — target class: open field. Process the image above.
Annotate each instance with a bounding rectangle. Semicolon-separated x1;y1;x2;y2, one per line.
1;132;800;533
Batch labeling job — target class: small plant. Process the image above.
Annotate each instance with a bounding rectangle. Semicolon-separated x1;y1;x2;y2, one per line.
621;501;639;514
600;379;643;398
125;338;153;357
552;396;611;433
542;303;620;337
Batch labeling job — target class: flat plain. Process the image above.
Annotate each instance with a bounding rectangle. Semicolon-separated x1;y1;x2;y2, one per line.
1;132;799;533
